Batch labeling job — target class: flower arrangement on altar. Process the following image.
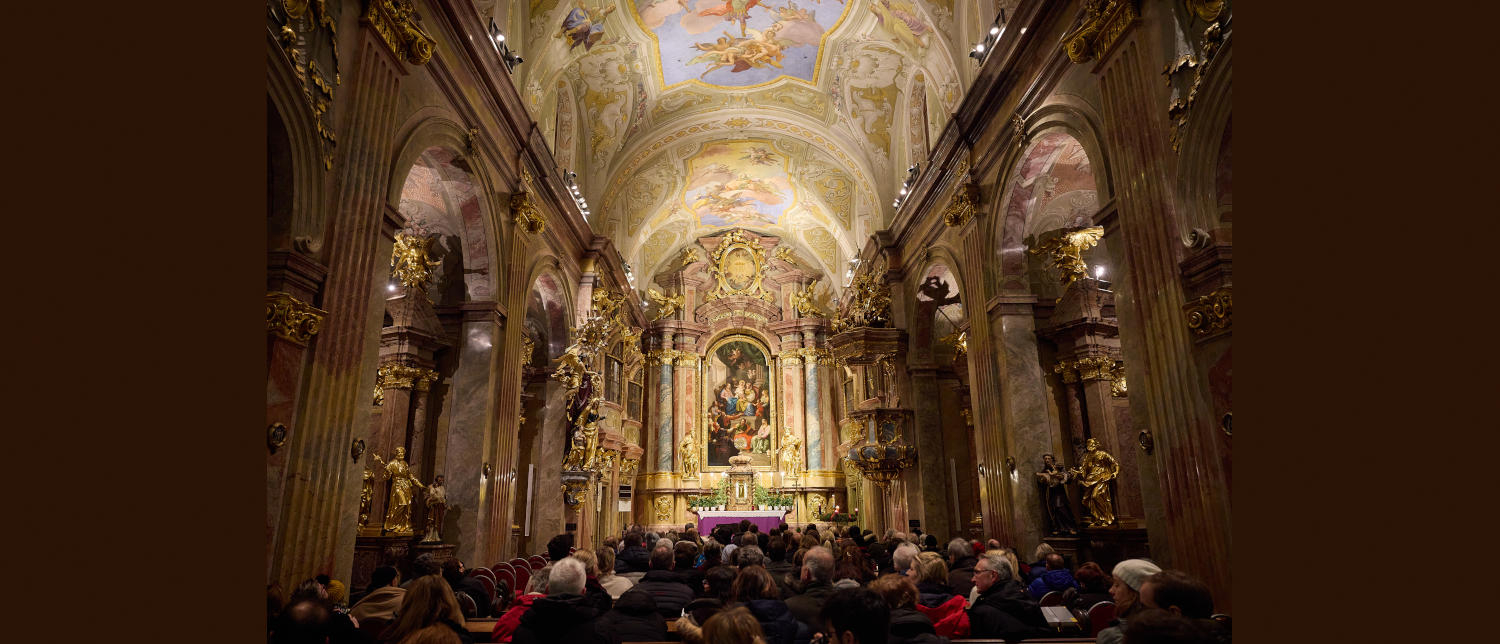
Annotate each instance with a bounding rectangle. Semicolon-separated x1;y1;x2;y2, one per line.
815;504;859;524
687;477;794;510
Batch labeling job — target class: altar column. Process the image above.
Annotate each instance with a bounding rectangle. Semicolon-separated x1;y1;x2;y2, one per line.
802;329;827;471
654;331;675;472
673;333;701;487
778;333;806;479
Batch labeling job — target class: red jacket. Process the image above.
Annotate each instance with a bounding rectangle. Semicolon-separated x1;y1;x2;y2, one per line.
492;593;542;642
914;594;970;638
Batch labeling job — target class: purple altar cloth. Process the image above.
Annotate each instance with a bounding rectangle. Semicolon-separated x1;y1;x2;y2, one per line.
695;512;787;534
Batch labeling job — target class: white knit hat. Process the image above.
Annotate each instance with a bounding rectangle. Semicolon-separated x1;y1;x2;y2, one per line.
1112;558;1163;591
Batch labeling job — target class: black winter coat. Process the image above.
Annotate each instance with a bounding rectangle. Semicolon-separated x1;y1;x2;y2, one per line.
625;570;697;618
511;594;612;644
889;607;949;644
614;546;651;574
594;588;667;643
966;584;1050;642
784;581;836;629
741;599;812;644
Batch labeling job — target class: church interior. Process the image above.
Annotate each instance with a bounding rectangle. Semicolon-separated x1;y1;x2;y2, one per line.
267;0;1231;638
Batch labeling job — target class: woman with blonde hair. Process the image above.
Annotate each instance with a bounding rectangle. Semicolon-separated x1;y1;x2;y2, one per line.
702;605;768;644
377;575;472;643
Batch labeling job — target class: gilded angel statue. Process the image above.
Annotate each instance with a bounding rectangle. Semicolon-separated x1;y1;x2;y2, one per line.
791;281;826;318
647;288;685;322
1029;226;1104;298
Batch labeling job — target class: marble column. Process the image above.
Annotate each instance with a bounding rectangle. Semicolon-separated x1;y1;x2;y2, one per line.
802;332;826;471
991;297;1055;557
269;23;408;590
673;334;700;483
1087;6;1232;607
954;221;1012;543
443;303;503;564
907;365;952;541
266;251;327;579
655;332;675;472
776;332;805;480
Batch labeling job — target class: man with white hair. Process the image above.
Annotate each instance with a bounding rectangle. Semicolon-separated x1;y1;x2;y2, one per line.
511;557;609;643
966;551;1048;640
893;542;921;577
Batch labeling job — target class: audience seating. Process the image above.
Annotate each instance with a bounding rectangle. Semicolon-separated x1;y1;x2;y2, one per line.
1039;590;1064;606
511;565;530;593
470;567;497;585
528;555;546;570
492;566;515;594
1084;601;1115;637
472;574;497;604
455;591;477;617
508;557;529;570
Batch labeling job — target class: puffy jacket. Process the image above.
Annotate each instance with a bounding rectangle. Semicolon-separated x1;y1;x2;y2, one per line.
594;587;667;643
1027;569;1078;599
742;599;812;644
966;584;1050;641
492;594;541;643
615;546;651;574
625;570;696;618
511;594;611;644
889;607;950;644
914;594;970;639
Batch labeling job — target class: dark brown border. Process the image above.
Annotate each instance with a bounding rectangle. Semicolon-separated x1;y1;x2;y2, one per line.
14;2;263;643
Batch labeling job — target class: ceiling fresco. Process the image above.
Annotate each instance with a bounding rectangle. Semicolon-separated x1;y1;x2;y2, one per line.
684;140;796;226
632;0;851;89
511;1;984;289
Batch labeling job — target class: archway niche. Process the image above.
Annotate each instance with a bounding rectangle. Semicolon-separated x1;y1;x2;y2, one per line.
513;270;572;557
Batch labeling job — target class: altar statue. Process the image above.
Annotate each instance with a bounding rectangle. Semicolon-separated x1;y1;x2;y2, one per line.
421;474;448;543
1035;454;1078;535
809;494;826;519
1069;438;1120;528
372;447;425;534
778;427;801;475
681;432;700;478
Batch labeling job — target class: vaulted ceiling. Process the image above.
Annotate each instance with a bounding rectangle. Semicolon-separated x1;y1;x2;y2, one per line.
502;0;995;286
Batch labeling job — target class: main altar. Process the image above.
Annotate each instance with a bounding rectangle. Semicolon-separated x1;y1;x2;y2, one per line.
627;229;852;533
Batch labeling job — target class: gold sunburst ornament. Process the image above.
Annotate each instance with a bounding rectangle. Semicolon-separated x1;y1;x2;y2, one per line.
705;229;773;302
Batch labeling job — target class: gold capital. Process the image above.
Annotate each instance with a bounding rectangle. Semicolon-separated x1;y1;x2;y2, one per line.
377;363;438;390
362;0;436;65
266;291;326;343
1185;287;1232;337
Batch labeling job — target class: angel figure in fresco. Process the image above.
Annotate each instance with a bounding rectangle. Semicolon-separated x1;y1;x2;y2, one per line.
870;0;933;54
740;146;777;166
557;2;617;52
696;0;764;38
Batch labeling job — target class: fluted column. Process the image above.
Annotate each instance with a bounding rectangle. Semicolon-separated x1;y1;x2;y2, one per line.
778;333;806;478
270;21;408;590
956;221;1013;544
801;331;826;471
907;365;952;541
1086;6;1232;607
654;332;675;472
266;256;327;578
673;335;700;482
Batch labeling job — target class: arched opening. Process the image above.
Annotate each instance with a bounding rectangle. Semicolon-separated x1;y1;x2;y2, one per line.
267;96;295;253
913;261;980;540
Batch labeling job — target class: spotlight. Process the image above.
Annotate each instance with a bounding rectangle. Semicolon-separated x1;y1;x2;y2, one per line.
1095;265;1106;279
990;26;1000;36
495;33;505;43
975;43;985;53
899;187;907;195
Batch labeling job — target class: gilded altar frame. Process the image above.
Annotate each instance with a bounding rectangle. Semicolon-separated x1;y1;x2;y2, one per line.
704;229;774;302
700;333;778;471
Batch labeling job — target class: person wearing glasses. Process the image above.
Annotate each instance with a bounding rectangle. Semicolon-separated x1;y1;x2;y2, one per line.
965;551;1048;640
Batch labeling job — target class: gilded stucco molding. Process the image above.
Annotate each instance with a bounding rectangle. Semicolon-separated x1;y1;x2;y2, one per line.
1029;227;1105;300
269;0;340;169
942;158;978;228
390;232;439;292
1184;287;1232;338
1054;356;1123;384
1165;11;1230;151
362;0;435;65
266;291;327;343
377;363;438;391
511;168;547;235
1063;0;1140;64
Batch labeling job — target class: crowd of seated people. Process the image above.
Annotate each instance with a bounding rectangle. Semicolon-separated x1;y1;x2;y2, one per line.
270;520;1229;644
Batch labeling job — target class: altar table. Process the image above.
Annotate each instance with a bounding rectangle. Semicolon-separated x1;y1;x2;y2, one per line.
694;509;789;534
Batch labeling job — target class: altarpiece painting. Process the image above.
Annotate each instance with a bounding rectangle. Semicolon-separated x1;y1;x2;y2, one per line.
704;335;775;468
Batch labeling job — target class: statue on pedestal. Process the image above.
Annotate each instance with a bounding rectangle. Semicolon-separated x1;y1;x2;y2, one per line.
372;447;425;535
1069;438;1119;528
1035;454;1078;535
358;469;374;529
422;475;448;543
778;427;802;476
680;432;700;478
809;494;826;520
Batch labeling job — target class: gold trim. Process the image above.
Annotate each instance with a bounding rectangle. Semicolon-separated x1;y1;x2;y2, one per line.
1185;287;1232;337
1029;227;1105;301
377;363;438;391
266;291;326;343
511;168;547;234
705;229;774;302
391;232;439;292
1063;0;1140;64
362;0;435;65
